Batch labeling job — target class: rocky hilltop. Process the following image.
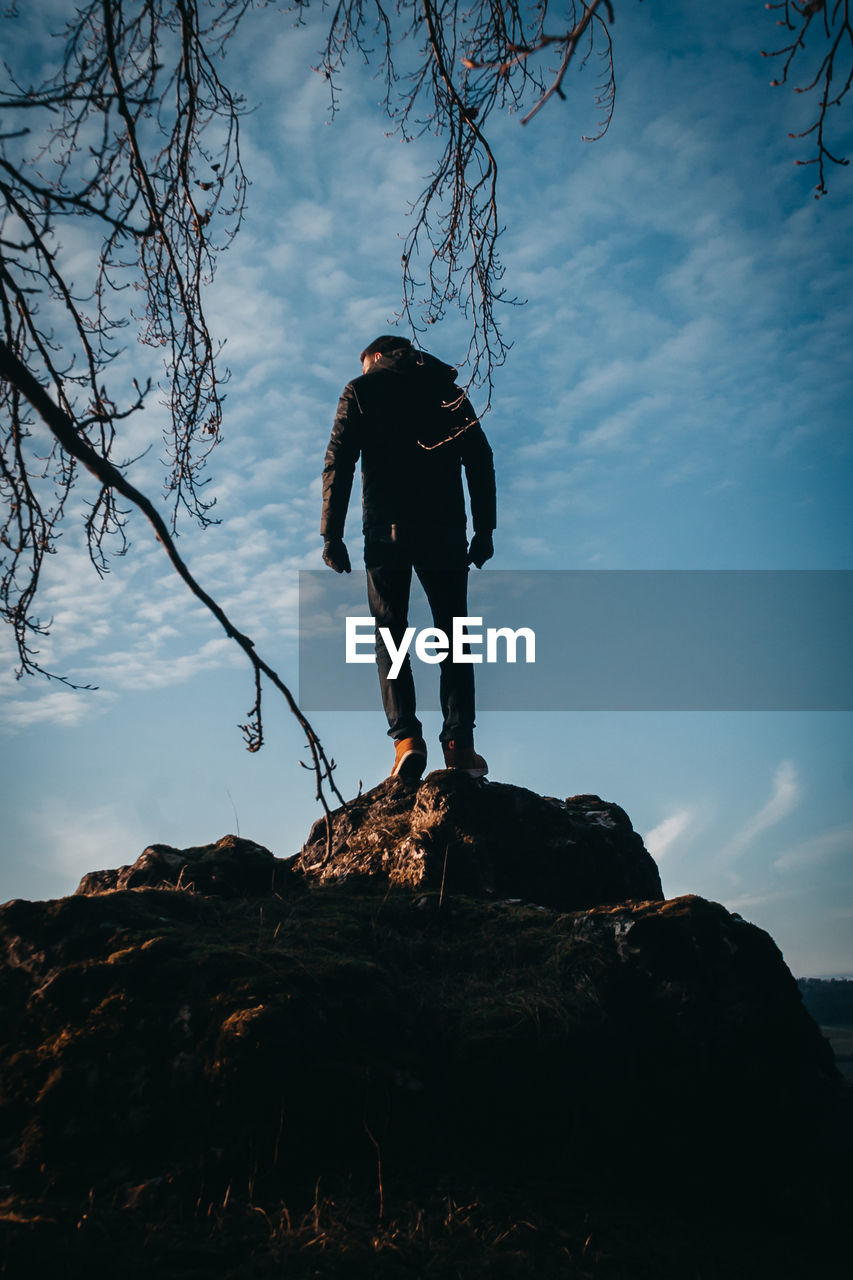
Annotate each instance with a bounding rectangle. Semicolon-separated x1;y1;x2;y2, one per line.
1;773;849;1277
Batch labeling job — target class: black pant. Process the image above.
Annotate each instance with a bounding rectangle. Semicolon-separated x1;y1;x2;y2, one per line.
365;527;475;746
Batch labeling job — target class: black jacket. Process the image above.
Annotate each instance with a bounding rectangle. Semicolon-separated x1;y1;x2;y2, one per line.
321;347;496;541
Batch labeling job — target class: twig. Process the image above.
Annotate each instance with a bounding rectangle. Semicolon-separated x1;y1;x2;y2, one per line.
439;843;450;909
0;338;346;831
363;1118;385;1221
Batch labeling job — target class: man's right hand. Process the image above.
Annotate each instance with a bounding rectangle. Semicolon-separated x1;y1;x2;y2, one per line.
467;531;494;569
322;538;351;574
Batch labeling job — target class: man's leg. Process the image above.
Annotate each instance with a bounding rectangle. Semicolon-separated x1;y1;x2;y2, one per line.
415;564;475;747
365;561;423;743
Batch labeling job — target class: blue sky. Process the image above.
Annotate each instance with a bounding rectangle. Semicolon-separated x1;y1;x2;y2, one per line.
1;1;851;976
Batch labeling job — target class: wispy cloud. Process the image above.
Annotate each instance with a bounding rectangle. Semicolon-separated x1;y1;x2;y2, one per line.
645;808;694;860
0;686;114;732
719;760;800;863
774;821;853;873
725;886;802;915
94;636;242;693
33;802;150;885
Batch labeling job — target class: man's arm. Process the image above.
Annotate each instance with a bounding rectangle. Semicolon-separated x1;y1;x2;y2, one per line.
458;406;496;535
458;404;496;568
321;384;362;541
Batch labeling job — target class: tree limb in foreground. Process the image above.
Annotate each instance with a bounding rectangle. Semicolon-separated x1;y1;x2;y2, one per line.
0;337;347;846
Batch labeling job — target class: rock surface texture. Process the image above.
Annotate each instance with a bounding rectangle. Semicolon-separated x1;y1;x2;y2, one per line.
1;774;849;1278
296;771;663;908
76;833;286;898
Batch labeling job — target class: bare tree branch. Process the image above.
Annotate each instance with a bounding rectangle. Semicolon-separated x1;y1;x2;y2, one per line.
763;0;852;195
0;337;346;840
318;2;617;396
0;0;349;836
1;0;251;680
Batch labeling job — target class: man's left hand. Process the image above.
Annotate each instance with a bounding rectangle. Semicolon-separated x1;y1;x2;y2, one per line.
323;538;351;573
468;531;494;569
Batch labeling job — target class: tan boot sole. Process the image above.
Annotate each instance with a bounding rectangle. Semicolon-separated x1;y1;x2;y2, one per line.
443;762;488;778
391;748;427;780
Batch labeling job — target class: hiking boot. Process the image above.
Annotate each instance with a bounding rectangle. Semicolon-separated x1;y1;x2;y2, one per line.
391;736;428;780
442;740;488;778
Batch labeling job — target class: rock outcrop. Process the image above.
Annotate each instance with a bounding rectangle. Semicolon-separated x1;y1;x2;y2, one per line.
73;774;662;910
1;773;849;1278
76;833;287;898
297;772;663;908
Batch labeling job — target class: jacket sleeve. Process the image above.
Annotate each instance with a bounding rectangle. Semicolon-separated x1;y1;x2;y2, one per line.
458;402;496;533
321;384;362;540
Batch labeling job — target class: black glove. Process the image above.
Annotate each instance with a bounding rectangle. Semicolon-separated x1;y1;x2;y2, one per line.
322;538;351;574
467;531;494;569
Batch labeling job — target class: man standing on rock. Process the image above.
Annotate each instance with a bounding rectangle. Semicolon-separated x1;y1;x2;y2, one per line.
321;335;496;781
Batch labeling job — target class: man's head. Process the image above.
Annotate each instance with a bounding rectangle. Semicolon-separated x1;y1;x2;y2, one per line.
360;334;413;374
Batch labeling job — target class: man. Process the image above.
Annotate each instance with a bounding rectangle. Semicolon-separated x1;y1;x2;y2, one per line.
321;334;496;780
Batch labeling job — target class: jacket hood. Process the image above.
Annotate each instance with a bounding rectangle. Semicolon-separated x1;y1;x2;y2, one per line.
372;347;458;386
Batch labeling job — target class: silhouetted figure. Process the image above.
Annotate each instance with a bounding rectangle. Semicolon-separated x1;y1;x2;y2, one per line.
321;335;496;779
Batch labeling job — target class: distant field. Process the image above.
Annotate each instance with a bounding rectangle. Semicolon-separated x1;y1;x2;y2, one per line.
822;1025;853;1083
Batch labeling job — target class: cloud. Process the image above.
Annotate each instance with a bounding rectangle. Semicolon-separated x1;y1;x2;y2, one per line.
95;636;243;693
0;687;114;733
720;760;801;863
724;887;802;915
645;808;694;860
33;802;150;884
774;822;853;873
